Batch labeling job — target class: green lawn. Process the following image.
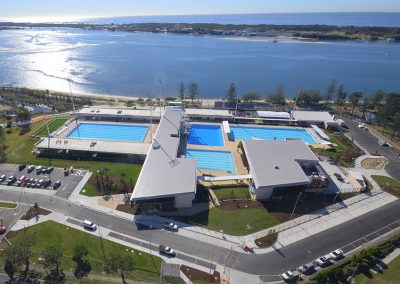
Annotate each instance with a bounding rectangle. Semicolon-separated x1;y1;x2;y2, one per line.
0;201;17;208
212;186;249;200
175;207;278;236
36;118;69;137
3;120;143;197
354;254;400;283
372;175;400;197
0;221;162;283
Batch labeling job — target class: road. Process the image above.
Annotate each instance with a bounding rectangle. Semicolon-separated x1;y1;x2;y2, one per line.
341;117;400;180
1;188;400;278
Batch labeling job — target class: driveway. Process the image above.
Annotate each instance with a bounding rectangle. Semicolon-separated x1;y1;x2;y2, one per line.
341;117;400;180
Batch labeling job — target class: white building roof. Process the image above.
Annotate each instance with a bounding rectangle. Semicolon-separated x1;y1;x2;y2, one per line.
257;111;291;120
243;140;319;189
131;107;197;201
348;171;364;181
185;108;232;119
78;106;164;119
292;111;334;123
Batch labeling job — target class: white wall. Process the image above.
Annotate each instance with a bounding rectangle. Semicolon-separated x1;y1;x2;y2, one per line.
175;193;195;208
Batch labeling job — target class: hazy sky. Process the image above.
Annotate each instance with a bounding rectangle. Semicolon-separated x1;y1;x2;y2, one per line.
1;0;400;20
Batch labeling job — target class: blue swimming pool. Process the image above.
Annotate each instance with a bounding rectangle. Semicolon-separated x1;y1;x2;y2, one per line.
68;123;149;142
186;149;235;173
188;124;224;146
230;126;317;144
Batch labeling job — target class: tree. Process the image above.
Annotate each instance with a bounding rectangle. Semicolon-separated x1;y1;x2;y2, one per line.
179;82;185;101
226;83;237;103
266;85;286;105
349;91;363;114
16;107;31;122
105;252;134;284
391;111;400;140
42;246;65;283
188;82;199;103
370;91;386;111
296;90;322;107
72;244;91;280
325;79;337;104
242;92;260;103
336;84;347;110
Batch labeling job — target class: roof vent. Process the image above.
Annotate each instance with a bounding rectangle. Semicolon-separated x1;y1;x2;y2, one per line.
274;165;279;170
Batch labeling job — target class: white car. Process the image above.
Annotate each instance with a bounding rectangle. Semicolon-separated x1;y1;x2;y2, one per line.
315;255;331;267
329;249;344;260
163;222;178;231
281;270;295;281
83;220;97;231
0;175;6;182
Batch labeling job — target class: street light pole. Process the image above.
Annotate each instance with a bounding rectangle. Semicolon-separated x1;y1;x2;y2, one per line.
159;80;162;119
290;192;302;220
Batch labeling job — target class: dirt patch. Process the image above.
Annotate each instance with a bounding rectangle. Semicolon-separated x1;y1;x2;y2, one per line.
219;200;263;211
21;206;51;221
381;185;400;198
361;157;388;170
180;265;220;284
255;230;278;248
88;174;132;196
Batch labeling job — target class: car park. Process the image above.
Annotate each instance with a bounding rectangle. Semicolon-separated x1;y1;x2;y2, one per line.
297;262;315;275
158;245;176;257
163;222;178;231
18;164;26;171
36;166;43;174
83;220;97;231
281;270;295;281
329;249;344;260
315;255;331;267
53;180;61;189
0;175;6;182
16;175;26;186
7;176;16;185
27;165;35;173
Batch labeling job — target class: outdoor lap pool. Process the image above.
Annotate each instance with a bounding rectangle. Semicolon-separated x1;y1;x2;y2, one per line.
67;123;149;142
186;149;235;173
187;124;224;146
230;126;317;144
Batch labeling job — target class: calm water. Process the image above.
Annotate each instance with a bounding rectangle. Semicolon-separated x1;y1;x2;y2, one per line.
0;28;399;98
85;13;400;27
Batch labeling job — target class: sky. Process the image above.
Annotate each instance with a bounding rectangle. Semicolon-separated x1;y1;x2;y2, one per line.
1;0;399;21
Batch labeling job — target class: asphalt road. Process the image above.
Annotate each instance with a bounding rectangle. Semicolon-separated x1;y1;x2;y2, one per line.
1;188;400;278
341;117;400;180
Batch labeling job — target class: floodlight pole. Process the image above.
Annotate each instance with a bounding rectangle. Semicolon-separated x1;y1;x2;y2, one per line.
290;192;302;220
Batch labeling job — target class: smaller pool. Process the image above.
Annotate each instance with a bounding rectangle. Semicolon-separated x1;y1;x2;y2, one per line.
68;123;149;142
188;124;224;146
186;149;235;173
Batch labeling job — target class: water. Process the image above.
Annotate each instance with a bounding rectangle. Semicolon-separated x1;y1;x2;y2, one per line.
68;123;149;142
84;13;400;27
186;149;235;173
0;28;399;98
230;126;317;144
188;124;224;146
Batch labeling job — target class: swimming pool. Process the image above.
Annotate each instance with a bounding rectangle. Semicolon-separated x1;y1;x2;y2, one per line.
186;149;235;173
188;124;224;146
67;123;149;142
230;126;317;144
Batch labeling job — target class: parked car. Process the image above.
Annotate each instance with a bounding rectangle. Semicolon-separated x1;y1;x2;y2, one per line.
36;166;43;174
334;173;344;182
281;270;295;281
83;220;97;231
163;222;178;231
7;176;16;185
297;262;315;275
22;177;30;186
43;179;52;187
46;166;54;174
315;255;331;267
27;178;35;187
37;179;44;187
41;168;48;174
158;245;176;257
53;180;61;189
0;175;6;182
27;165;35;173
16;175;26;186
18;164;26;171
329;249;344;260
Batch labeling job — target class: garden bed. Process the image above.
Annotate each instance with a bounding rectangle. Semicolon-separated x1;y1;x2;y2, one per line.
180;265;220;284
